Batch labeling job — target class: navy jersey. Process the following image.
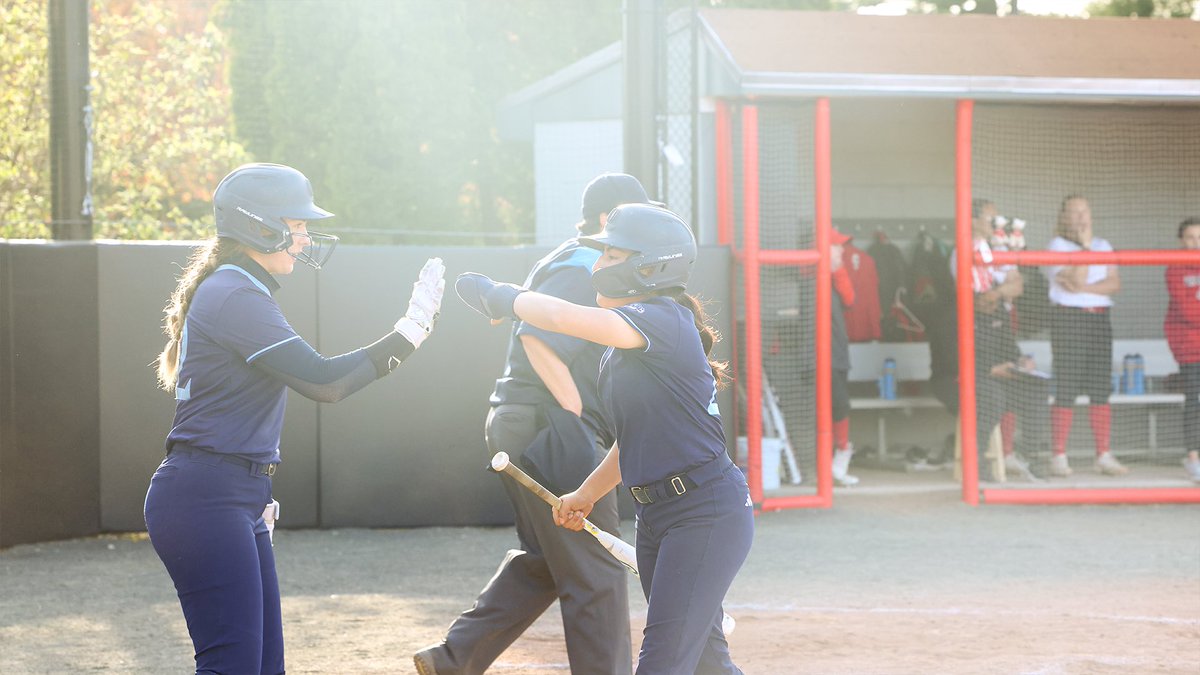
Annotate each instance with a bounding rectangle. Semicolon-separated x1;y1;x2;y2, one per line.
491;240;613;445
599;296;725;487
166;260;298;463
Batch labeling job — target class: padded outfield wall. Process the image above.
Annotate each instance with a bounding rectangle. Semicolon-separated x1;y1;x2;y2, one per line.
0;241;733;547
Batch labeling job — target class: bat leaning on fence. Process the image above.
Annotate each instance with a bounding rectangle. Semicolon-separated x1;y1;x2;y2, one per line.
488;451;736;635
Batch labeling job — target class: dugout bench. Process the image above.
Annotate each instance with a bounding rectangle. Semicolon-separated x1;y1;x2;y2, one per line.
847;339;1185;467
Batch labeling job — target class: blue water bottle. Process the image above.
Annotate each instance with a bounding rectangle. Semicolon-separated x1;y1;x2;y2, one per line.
1132;353;1145;394
879;358;897;400
1121;354;1134;394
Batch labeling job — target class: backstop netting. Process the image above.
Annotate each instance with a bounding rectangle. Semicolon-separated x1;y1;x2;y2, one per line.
967;101;1200;502
726;101;822;503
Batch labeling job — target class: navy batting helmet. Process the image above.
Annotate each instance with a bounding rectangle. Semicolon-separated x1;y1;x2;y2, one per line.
580;204;697;298
213;163;338;269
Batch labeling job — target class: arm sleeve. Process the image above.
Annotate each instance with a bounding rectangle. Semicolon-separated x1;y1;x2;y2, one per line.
833;267;856;307
252;331;415;403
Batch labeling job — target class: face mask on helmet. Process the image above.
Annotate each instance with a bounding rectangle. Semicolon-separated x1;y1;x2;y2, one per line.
214;163;338;270
580;204;697;299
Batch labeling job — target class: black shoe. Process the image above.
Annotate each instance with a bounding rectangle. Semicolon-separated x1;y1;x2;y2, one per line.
413;644;443;675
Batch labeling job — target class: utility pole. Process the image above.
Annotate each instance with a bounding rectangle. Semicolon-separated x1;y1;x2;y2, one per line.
622;0;663;201
48;0;93;240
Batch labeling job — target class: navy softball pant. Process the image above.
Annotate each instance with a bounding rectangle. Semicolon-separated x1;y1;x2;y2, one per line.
144;451;282;675
633;465;754;675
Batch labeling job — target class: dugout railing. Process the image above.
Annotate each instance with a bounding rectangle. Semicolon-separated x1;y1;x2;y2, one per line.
718;99;834;511
723;96;1200;510
956;100;1200;506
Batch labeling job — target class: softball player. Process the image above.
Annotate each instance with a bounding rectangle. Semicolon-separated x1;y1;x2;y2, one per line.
144;163;444;674
1043;194;1126;477
1165;217;1200;482
415;174;646;675
456;204;754;675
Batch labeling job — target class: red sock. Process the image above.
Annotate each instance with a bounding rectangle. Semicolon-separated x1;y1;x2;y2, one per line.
833;418;849;451
1051;406;1074;455
1000;411;1016;456
1089;404;1112;456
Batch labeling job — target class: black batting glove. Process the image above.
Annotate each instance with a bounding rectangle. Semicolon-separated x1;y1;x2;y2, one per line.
455;272;526;321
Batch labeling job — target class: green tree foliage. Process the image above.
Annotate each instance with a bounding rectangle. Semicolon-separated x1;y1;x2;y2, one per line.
218;0;629;244
1086;0;1193;16
0;0;248;240
89;1;249;239
0;0;51;238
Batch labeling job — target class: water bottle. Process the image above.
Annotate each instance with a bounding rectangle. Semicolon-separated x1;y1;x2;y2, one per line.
879;358;897;400
1132;353;1145;395
1121;354;1135;394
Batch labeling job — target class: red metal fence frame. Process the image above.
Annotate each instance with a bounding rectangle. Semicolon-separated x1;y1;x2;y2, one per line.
720;99;833;511
954;99;1200;506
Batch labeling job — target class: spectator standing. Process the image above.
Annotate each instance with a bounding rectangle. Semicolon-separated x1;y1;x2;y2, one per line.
1043;195;1127;476
953;199;1044;480
1164;217;1200;482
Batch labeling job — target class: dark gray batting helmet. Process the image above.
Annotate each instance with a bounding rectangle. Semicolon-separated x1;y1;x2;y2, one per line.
580;204;697;298
213;163;338;269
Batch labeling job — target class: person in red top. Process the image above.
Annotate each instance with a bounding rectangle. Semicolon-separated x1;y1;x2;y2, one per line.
829;229;859;485
1164;217;1200;482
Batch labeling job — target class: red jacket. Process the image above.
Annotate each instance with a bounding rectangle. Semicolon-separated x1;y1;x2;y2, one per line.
841;244;881;342
1164;265;1200;364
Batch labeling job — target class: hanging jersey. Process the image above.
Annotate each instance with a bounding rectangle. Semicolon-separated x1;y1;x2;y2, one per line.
867;236;909;342
598;297;726;487
166;261;296;463
841;244;881;342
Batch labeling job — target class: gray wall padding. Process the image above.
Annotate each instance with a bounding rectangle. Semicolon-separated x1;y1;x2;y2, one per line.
0;241;733;543
0;243;101;547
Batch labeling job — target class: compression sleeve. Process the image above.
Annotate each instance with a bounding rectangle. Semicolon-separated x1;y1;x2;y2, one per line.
252;331;416;403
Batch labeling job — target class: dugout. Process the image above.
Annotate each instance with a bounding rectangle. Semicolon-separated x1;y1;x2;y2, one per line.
499;9;1200;508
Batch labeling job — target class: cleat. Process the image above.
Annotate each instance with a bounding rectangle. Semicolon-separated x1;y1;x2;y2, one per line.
1094;452;1129;476
413;645;443;675
1185;458;1200;483
1004;453;1041;482
1049;454;1072;477
832;446;859;486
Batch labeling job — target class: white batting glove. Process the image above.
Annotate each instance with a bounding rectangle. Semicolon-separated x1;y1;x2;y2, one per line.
395;257;446;349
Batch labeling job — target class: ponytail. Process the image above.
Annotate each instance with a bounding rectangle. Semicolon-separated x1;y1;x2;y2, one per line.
155;238;243;391
667;291;730;390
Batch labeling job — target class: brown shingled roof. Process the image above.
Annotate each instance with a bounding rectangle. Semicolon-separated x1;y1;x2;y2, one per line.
699;10;1200;99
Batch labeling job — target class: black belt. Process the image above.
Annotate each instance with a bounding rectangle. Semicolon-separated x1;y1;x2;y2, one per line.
628;454;734;505
169;443;278;477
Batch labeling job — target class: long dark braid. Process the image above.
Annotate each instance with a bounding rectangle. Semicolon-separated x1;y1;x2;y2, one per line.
155;238;244;391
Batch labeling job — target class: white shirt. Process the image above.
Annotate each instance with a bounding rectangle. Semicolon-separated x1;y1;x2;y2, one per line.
1044;235;1114;308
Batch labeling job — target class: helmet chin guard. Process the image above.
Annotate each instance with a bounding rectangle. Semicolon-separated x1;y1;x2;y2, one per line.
581;204;697;298
214;163;337;269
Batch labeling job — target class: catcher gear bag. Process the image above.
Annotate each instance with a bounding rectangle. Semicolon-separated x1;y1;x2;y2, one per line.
580;204;697;298
213;163;338;269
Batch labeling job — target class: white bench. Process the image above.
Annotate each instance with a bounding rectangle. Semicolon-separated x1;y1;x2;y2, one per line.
847;339;1186;455
1018;339;1184;450
848;342;943;454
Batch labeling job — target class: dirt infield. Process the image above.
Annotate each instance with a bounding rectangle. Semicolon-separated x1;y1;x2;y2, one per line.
2;479;1198;674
